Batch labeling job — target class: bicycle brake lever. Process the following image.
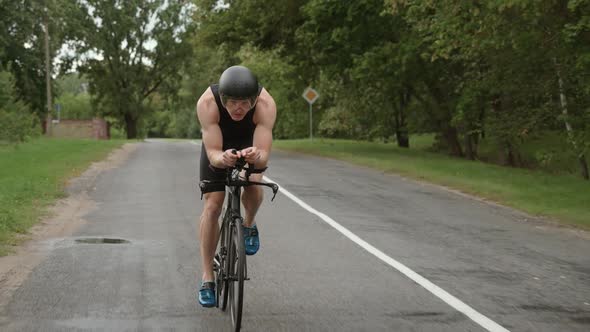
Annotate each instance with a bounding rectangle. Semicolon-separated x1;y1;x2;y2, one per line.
270;183;279;201
198;181;207;200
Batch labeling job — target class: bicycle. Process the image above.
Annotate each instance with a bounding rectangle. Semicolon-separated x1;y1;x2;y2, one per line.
199;150;279;332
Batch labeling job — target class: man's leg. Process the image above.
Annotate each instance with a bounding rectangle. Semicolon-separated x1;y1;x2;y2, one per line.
242;173;264;227
241;173;264;256
199;191;224;282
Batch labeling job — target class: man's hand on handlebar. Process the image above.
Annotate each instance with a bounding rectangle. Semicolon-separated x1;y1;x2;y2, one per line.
221;149;241;167
240;147;261;164
201;148;276;200
220;147;261;167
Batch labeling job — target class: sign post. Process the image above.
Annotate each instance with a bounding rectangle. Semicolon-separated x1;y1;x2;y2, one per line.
302;87;319;140
54;103;61;123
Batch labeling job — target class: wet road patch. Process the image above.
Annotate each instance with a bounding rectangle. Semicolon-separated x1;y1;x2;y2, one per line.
75;238;130;244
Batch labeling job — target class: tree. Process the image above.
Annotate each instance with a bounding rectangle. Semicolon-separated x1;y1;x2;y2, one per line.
0;67;40;143
296;0;417;145
385;0;590;174
0;0;70;120
189;0;310;138
66;0;194;138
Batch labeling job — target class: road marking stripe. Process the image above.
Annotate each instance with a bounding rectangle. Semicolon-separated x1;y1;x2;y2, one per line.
189;141;508;331
263;175;510;332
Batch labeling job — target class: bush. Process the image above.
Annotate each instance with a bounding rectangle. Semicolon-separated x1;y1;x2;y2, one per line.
318;107;358;138
0;68;41;144
55;92;94;120
167;107;201;138
0;103;41;143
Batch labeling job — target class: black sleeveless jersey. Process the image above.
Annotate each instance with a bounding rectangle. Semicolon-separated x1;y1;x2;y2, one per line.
210;84;262;150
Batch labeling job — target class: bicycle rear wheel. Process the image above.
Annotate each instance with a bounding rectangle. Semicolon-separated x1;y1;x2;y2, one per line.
229;219;245;331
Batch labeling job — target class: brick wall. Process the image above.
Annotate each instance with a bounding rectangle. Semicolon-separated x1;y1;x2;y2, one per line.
47;118;110;139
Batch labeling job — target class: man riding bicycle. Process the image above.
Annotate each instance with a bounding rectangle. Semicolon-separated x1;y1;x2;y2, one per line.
196;65;277;307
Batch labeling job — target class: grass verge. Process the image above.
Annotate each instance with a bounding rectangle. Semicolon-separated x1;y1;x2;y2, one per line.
274;139;590;229
0;138;126;255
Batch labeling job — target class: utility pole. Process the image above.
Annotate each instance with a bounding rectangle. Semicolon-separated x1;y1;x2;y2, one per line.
44;7;52;136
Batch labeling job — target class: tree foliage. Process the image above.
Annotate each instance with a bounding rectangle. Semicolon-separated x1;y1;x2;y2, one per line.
0;0;72;118
184;0;589;178
2;0;589;177
65;0;195;138
0;68;40;143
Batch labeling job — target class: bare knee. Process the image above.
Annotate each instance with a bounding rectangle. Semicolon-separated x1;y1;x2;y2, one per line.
201;192;224;222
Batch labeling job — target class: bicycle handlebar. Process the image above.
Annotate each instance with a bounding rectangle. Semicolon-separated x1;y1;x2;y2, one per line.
199;179;279;202
199;149;279;201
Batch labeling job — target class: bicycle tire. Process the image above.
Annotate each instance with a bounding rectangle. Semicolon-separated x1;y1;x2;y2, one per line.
229;218;245;331
216;204;232;311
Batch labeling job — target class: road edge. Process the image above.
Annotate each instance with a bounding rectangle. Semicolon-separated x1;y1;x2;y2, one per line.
0;143;139;310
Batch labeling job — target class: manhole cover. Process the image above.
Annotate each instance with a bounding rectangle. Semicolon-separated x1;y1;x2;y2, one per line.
75;238;130;244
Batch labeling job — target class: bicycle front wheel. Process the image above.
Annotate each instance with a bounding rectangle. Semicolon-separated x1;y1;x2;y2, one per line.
229;219;245;331
216;216;231;311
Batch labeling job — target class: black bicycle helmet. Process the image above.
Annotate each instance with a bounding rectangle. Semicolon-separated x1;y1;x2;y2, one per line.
218;65;259;99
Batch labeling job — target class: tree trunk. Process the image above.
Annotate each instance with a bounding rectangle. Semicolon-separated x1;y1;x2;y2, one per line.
125;113;138;139
396;130;409;148
424;84;462;157
395;90;410;148
44;11;52;137
505;143;516;167
555;58;588;180
506;148;515;167
464;134;476;160
444;126;463;157
579;155;590;180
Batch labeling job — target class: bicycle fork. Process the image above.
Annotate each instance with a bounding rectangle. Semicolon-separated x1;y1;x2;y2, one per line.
232;216;250;281
214;219;250;282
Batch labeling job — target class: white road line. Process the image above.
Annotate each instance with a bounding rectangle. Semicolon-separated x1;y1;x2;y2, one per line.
263;175;510;332
189;140;509;331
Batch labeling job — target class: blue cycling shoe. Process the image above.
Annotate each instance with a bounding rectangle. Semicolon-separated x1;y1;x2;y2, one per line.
243;224;260;256
198;281;216;308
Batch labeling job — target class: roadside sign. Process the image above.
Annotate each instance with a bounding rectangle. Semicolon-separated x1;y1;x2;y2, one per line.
302;87;319;104
54;103;61;123
302;87;319;140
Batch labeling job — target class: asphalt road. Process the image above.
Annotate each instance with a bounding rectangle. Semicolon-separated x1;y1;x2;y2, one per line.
1;140;589;331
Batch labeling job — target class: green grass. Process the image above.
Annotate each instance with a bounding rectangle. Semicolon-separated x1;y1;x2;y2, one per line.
274;138;590;228
479;132;583;175
0;138;126;255
407;132;582;175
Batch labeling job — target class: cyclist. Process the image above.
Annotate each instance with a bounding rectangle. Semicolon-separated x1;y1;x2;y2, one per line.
195;65;277;307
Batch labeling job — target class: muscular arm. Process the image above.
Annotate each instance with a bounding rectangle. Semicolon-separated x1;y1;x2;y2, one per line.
196;88;225;168
251;88;277;167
